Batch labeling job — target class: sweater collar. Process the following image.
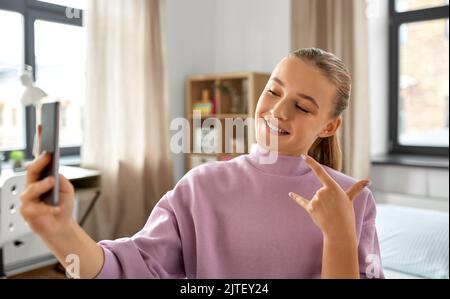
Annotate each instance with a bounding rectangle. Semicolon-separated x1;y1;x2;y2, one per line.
246;143;311;177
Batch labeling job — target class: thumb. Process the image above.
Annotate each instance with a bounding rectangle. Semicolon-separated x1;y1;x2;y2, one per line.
346;180;370;202
58;175;74;208
58;174;74;194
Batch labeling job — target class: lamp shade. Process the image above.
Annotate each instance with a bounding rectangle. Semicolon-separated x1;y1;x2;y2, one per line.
21;86;47;106
20;70;47;106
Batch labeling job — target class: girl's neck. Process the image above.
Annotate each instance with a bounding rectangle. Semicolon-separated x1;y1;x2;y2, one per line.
247;143;310;177
254;143;305;158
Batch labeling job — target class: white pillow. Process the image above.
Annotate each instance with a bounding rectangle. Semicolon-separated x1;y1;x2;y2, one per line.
376;204;449;279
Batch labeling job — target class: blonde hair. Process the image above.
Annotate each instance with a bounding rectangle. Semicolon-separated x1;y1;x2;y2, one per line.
288;48;352;171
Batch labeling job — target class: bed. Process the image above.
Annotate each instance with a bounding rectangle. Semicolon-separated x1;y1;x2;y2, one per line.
375;203;449;279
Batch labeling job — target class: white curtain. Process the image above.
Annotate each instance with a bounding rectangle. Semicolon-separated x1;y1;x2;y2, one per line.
291;0;371;179
81;0;173;240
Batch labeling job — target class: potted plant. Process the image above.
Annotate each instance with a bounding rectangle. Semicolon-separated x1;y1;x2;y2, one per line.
10;150;25;172
215;83;243;114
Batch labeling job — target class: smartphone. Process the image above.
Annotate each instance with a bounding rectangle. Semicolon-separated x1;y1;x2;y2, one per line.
38;102;60;206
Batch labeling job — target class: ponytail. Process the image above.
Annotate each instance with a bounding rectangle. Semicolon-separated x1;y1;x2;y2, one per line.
308;135;342;171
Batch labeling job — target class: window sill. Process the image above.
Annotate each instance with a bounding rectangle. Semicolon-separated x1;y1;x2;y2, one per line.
59;155;81;167
1;155;81;172
371;154;449;169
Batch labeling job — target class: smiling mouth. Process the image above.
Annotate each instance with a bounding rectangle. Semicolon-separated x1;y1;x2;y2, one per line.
264;119;290;136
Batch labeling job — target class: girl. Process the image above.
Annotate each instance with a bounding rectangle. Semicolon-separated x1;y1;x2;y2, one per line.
21;48;384;279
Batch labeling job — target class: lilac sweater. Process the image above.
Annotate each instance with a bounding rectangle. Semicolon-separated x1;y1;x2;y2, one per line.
96;145;384;279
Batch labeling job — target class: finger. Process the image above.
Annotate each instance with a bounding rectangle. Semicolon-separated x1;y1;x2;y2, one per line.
346;180;370;202
21;201;59;219
26;152;51;184
21;176;55;203
289;192;310;212
58;174;74;211
302;154;339;189
58;174;74;194
52;206;63;216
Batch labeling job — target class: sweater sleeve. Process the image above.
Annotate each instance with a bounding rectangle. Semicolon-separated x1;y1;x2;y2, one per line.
358;191;385;279
94;192;186;279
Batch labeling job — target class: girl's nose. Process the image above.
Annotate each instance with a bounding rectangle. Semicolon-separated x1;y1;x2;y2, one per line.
270;98;290;120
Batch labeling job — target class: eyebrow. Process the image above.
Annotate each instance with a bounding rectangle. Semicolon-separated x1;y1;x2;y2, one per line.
270;77;320;109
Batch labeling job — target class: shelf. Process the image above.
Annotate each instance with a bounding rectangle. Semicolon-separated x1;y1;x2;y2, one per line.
186;72;270;172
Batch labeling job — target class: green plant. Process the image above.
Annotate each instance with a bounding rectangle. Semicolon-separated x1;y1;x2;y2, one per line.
215;83;237;97
215;83;243;113
10;150;25;162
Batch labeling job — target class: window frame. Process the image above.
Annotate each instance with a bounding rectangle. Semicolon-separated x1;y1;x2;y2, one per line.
388;1;449;157
0;0;83;160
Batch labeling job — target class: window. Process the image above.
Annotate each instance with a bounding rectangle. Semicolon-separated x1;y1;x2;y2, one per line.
389;0;449;156
396;0;448;12
0;0;84;159
0;10;25;151
35;20;85;147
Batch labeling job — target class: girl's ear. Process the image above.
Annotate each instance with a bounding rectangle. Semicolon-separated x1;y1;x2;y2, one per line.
318;116;342;138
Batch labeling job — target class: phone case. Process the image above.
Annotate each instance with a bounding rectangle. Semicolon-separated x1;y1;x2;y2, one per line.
39;102;60;206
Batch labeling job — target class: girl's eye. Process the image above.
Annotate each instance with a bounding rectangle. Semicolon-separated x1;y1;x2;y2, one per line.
296;105;310;114
267;89;279;97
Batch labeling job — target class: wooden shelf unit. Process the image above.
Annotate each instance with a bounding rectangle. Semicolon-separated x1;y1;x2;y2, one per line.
185;72;270;172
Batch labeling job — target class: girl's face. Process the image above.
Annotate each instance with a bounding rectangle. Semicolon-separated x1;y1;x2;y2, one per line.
255;57;342;156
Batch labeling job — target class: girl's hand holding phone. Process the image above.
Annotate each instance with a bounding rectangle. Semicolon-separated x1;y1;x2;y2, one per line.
20;125;75;239
21;127;104;279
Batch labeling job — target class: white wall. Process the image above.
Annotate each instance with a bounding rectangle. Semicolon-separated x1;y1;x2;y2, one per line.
165;0;291;181
165;0;217;182
212;0;291;73
372;164;449;211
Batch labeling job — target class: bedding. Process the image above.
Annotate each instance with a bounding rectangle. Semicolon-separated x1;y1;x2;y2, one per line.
376;204;449;279
383;268;423;279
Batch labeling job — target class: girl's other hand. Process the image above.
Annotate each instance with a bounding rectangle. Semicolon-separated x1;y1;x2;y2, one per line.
289;154;369;242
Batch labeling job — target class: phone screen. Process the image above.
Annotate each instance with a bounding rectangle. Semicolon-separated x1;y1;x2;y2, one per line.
39;102;60;206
